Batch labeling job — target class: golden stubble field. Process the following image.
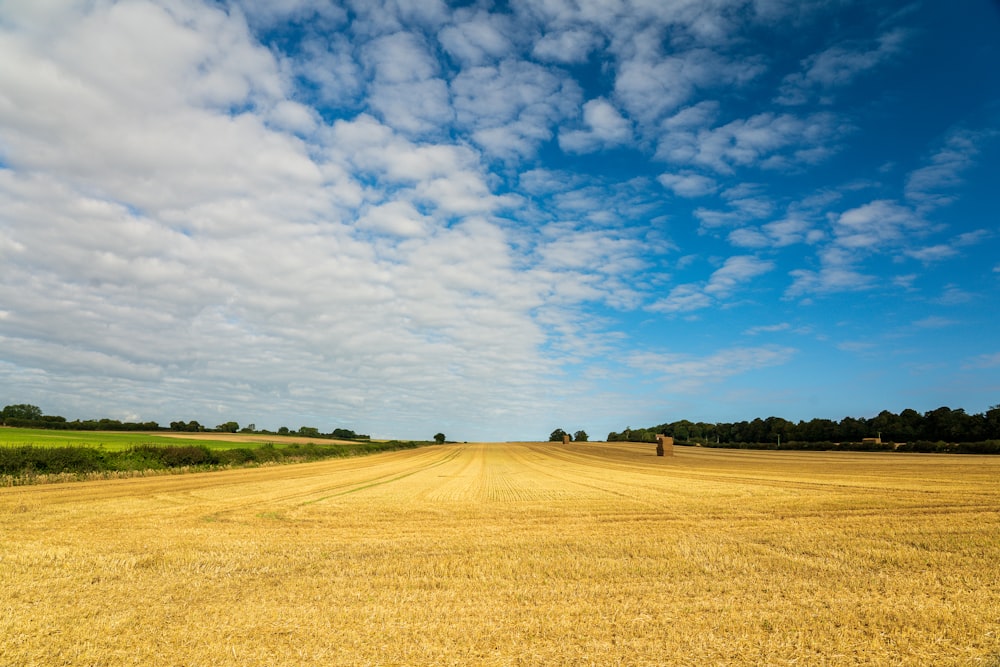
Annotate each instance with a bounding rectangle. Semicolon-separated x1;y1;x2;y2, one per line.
1;441;998;666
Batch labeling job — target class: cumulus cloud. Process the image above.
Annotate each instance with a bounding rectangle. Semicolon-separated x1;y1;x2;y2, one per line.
439;8;515;65
559;98;632;154
362;31;453;135
615;48;764;127
451;59;580;160
658;171;718;198
657;111;849;173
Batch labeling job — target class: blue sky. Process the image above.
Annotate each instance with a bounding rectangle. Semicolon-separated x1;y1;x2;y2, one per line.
1;0;998;441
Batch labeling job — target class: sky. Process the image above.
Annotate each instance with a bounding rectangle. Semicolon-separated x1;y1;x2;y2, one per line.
1;0;999;442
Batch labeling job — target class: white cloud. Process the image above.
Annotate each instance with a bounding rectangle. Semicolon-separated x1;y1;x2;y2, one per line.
357;200;430;237
362;31;453;135
777;28;908;105
451;59;580;160
346;0;450;36
649;284;713;314
905;244;957;263
705;255;775;297
905;129;994;211
931;285;975;306
731;216;815;249
290;33;364;106
963;352;1000;369
657;111;849;173
728;227;771;248
238;1;349;29
559;98;632;153
267;100;320;135
651;255;774;313
913;316;958;329
743;323;791;335
532;28;601;63
785;266;872;298
438;8;515;65
833;200;925;249
614;48;764;127
658;171;718;198
835;340;876;354
627;345;796;389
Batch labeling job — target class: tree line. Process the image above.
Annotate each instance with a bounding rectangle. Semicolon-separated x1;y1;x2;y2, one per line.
0;404;369;440
608;404;1000;453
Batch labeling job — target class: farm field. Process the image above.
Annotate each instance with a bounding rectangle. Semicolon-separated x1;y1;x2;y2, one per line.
1;442;998;666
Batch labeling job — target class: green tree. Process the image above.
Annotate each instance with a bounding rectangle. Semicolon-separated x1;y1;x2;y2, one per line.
2;404;43;423
549;428;568;442
216;421;239;433
434;433;446;444
986;405;1000;440
573;430;589;442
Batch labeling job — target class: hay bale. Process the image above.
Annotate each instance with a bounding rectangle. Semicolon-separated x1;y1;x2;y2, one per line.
656;434;674;457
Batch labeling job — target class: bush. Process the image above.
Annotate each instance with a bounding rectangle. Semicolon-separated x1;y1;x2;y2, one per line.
0;446;107;475
217;448;257;465
129;445;218;468
1;439;431;485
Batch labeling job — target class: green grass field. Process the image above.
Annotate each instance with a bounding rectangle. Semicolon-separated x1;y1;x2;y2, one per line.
0;428;262;450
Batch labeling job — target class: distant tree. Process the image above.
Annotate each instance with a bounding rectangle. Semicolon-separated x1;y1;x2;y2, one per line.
986;405;1000;440
240;423;256;433
434;433;446;444
2;404;43;423
549;428;569;442
298;426;320;437
217;421;239;433
573;430;589;442
278;426;289;435
170;420;203;432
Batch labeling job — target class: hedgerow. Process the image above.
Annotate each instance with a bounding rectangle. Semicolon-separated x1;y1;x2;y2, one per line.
0;439;429;485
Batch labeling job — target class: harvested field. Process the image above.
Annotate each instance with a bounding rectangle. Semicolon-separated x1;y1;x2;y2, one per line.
1;442;998;666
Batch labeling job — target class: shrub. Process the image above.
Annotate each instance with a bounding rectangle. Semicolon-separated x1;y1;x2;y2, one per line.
217;448;257;465
128;445;218;468
0;446;107;475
